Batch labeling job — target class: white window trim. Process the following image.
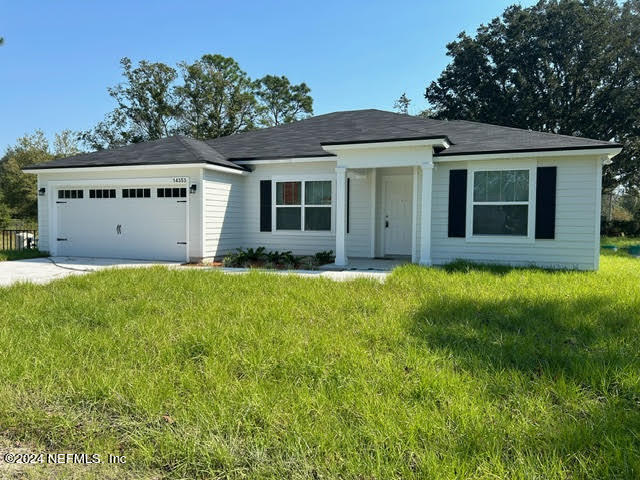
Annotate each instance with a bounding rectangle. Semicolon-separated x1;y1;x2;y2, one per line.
465;161;537;244
271;175;335;235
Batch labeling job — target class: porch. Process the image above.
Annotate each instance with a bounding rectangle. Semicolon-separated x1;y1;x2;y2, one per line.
321;138;440;267
334;162;434;267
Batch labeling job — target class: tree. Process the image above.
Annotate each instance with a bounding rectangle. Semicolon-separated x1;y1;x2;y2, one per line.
254;75;313;126
0;191;11;230
80;110;135;151
83;54;316;146
53;129;82;157
176;54;257;139
425;0;640;192
0;130;80;222
393;93;411;114
81;57;180;149
0;131;53;219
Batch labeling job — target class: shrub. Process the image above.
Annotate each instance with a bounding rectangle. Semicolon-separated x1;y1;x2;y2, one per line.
223;248;333;269
236;247;266;263
299;257;317;270
601;218;640;237
281;252;297;266
314;250;334;265
222;253;241;267
265;250;293;264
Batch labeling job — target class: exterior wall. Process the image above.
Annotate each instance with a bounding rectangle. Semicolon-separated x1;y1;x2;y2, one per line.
346;170;373;257
32;151;605;270
36;176;49;252
34;166;204;259
239;161;374;258
430;156;602;270
202;169;246;259
240;161;338;255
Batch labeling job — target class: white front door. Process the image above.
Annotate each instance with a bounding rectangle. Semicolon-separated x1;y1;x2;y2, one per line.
382;175;412;256
55;185;188;261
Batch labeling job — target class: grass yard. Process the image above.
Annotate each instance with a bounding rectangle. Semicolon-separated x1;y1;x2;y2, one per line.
602;235;640;252
0;248;639;478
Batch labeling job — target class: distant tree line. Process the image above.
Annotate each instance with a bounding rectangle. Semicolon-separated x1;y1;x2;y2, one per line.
0;131;81;228
80;54;313;150
0;54;314;226
395;0;640;199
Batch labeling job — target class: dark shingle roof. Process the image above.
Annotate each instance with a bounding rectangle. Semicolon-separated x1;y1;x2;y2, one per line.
434;119;618;156
27;135;248;171
205;110;454;160
27;110;620;170
207;109;618;160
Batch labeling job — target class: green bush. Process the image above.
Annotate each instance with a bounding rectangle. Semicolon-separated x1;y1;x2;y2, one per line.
221;248;334;269
601;218;640;236
222;253;240;267
314;250;334;265
265;250;293;264
236;247;266;264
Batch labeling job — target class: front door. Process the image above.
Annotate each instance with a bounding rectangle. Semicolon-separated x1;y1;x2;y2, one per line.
382;175;412;256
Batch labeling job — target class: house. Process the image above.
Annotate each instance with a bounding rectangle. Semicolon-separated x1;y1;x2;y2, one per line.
24;109;621;270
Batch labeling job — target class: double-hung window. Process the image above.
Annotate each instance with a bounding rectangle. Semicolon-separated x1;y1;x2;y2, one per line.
472;169;530;237
275;180;332;231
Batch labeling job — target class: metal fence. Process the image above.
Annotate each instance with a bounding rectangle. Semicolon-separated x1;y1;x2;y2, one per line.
1;229;38;251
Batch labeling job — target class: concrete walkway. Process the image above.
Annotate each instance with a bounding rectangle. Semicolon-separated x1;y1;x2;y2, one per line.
0;257;179;287
210;267;390;282
318;257;409;272
0;256;400;287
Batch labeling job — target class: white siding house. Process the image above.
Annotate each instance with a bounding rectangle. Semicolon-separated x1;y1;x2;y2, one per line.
25;110;621;270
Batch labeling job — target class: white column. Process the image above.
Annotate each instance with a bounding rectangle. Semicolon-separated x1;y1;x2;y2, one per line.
335;166;348;266
411;166;419;263
369;168;377;258
419;161;434;265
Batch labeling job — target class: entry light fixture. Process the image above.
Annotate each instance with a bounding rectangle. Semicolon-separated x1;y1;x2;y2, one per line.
38;187;46;196
190;184;197;194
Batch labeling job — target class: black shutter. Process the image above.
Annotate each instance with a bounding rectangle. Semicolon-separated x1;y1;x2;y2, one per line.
448;169;467;237
535;166;557;239
260;180;272;232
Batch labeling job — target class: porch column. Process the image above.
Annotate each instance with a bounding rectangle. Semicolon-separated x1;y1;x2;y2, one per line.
335;166;348;266
419;161;434;265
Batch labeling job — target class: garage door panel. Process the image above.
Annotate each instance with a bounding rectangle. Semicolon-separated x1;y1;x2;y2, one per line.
55;186;187;261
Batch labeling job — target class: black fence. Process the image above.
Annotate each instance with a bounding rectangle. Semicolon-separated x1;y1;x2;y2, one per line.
1;229;38;251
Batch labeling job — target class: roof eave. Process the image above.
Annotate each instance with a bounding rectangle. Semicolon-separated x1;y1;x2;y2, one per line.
23;161;249;175
435;145;623;162
321;136;451;154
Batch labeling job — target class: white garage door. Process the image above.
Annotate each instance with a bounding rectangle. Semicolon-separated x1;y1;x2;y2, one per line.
55;185;188;261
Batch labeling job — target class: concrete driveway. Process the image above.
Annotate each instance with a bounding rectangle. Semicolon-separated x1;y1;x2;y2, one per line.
0;257;179;287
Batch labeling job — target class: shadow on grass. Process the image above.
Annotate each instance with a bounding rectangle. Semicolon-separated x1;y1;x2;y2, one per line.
441;259;587;276
410;292;639;392
409;290;640;475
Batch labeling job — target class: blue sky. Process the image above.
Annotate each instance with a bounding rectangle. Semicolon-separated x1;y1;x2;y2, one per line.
0;0;535;150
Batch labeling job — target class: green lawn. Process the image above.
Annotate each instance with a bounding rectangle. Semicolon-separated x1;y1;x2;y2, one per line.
0;251;639;478
601;235;640;252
